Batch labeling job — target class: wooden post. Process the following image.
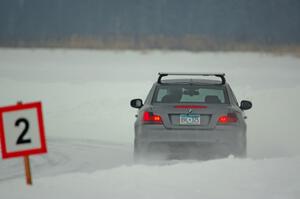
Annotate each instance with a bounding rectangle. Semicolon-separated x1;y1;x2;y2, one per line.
24;156;32;185
17;101;33;185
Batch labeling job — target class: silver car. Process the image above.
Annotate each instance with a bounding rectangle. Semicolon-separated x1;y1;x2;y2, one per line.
130;73;252;160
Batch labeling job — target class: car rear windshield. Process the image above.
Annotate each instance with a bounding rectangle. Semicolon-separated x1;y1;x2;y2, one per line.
152;84;229;104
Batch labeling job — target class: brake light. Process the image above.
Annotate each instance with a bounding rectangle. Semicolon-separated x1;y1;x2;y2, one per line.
175;105;207;109
143;112;163;124
218;113;238;124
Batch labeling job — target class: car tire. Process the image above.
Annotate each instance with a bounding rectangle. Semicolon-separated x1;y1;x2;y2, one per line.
236;134;247;158
134;139;143;162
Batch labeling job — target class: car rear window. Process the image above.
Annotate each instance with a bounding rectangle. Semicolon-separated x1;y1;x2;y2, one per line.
152;85;228;104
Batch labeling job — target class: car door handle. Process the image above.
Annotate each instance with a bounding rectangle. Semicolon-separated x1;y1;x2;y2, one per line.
135;114;138;118
244;116;247;119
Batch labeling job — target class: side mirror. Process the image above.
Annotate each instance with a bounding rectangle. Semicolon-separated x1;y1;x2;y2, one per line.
130;98;143;109
240;100;252;110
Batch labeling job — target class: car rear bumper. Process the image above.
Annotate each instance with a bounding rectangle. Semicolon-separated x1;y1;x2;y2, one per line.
135;124;246;157
136;124;245;143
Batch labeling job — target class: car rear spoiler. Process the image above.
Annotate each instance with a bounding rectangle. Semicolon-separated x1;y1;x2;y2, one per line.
157;73;226;84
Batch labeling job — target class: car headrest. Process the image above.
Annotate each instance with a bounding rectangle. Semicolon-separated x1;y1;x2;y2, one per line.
205;95;221;103
161;94;182;103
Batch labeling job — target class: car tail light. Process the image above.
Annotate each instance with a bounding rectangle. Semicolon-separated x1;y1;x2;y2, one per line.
217;113;238;124
143;112;163;124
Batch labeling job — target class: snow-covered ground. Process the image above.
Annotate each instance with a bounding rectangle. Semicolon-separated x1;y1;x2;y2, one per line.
1;156;300;199
0;48;299;198
0;138;132;182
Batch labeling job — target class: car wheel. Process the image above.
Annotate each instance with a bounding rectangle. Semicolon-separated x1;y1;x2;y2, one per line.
134;139;144;162
236;134;247;158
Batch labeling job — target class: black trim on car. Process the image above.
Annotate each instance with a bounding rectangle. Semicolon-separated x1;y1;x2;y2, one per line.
157;73;226;85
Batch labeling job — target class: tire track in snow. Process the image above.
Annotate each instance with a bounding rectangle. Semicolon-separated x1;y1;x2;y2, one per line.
0;138;133;183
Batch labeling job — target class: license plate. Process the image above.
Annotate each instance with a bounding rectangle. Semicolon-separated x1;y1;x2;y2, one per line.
179;114;201;125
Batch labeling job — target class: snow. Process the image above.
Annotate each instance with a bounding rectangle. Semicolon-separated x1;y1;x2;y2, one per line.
1;156;300;199
0;48;300;198
1;49;300;158
0;138;133;182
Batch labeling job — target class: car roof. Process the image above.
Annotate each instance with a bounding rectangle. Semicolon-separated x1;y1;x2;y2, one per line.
157;78;227;85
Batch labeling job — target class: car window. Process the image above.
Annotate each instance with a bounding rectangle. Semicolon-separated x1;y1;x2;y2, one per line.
153;85;228;104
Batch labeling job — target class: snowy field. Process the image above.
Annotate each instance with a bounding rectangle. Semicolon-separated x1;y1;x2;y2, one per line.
0;48;300;198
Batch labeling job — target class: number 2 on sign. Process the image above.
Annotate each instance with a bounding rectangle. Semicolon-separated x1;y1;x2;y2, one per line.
15;118;31;144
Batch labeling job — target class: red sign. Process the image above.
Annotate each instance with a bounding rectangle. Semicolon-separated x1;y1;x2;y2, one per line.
0;102;47;159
